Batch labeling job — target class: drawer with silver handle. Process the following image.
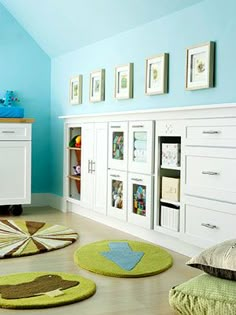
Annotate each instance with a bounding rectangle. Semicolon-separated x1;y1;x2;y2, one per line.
184;147;236;203
0;124;31;140
184;203;235;246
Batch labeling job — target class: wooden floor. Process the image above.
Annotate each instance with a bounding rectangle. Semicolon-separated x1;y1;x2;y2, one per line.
0;207;201;314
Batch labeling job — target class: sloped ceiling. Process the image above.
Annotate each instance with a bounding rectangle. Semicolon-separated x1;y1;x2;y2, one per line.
0;0;203;57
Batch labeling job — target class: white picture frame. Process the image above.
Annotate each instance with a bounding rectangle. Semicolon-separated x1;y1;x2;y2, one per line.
69;75;82;104
145;53;168;95
114;63;133;99
185;41;215;90
89;69;105;102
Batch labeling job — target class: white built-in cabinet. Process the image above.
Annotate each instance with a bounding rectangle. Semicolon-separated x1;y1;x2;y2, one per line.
0;121;33;215
61;104;236;255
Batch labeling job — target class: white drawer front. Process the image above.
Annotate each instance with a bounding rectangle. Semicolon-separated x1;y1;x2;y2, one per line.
0;124;31;140
185;119;236;147
185;204;236;246
185;148;236;203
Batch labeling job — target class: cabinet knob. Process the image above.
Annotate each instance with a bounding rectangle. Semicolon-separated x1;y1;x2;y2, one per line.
201;223;217;229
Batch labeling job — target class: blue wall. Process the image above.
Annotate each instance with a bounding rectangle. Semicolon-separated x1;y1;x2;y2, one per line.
0;4;51;193
51;0;236;196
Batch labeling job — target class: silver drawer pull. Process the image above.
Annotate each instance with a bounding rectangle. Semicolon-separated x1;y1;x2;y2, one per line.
110;174;120;178
131;178;143;182
2;130;15;134
201;223;217;229
111;126;121;129
202;130;220;134
88;160;91;173
132;125;144;128
202;171;219;176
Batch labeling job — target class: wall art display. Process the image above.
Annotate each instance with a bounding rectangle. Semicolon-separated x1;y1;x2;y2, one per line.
185;41;215;90
69;75;82;104
89;69;105;102
114;63;133;99
145;53;168;95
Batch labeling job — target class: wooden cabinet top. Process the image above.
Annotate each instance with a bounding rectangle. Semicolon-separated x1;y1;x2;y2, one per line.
0;118;35;123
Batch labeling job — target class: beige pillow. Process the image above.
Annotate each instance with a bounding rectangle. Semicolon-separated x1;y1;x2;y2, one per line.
186;239;236;280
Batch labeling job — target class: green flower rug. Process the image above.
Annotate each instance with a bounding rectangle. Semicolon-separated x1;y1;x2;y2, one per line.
0;272;96;309
0;220;78;258
74;240;173;277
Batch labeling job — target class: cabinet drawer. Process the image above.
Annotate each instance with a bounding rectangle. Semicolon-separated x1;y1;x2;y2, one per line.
185;119;236;147
0;123;31;140
185;204;236;245
185;147;236;203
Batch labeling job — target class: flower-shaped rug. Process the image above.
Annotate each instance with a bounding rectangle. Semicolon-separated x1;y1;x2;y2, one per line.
0;272;96;309
74;240;173;277
0;220;78;258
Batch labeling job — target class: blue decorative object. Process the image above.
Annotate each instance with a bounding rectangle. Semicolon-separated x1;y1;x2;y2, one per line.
100;242;144;271
0;90;20;107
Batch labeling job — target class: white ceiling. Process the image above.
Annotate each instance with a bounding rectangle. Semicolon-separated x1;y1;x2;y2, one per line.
0;0;203;57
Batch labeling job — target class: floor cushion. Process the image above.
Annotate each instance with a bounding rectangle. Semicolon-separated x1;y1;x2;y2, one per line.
169;273;236;315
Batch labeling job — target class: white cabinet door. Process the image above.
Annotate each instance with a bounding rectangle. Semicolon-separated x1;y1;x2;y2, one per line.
81;122;108;214
93;122;108;214
127;173;153;229
108;122;128;171
107;170;127;221
0;141;31;205
128;121;154;175
81;123;94;210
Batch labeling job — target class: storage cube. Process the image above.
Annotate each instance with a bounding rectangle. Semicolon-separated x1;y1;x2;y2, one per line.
162;176;180;202
161;205;179;232
162;143;180;167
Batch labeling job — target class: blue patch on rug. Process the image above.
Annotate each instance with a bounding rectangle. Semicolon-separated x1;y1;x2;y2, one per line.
100;242;144;271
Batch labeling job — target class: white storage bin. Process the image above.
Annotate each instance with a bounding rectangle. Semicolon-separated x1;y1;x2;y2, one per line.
161;205;179;232
162;143;180;167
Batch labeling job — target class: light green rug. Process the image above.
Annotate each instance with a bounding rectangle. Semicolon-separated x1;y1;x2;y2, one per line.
0;220;78;258
74;240;173;277
0;272;96;309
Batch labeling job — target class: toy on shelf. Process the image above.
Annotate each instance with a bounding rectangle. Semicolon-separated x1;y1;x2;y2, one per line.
73;165;81;176
0;90;20;107
69;135;81;148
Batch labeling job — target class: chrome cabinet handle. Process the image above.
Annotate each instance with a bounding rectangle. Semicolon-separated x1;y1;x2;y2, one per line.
132;125;144;128
202;130;220;134
131;178;143;182
201;223;217;229
2;130;15;133
91;161;95;173
202;171;219;175
110;126;121;129
88;160;91;173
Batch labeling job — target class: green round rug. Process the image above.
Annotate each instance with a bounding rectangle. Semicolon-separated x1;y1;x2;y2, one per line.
0;272;96;309
0;219;78;258
74;240;173;277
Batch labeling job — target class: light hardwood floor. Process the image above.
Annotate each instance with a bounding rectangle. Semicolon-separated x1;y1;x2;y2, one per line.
0;207;201;314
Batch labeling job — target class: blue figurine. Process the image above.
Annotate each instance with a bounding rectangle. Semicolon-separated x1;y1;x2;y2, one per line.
0;90;20;106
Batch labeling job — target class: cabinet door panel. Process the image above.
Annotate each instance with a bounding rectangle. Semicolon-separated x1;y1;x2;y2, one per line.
0;142;31;204
81;123;94;209
108;122;128;171
93;122;108;214
128;121;154;175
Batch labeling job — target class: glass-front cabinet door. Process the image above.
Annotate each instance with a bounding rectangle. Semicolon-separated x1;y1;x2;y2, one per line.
108;122;128;171
128;173;153;229
128;121;154;175
107;170;127;221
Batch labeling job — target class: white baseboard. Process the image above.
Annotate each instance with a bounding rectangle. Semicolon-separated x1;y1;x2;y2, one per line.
29;193;65;212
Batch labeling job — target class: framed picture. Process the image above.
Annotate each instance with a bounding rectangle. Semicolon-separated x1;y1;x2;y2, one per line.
69;75;82;104
185;41;215;90
114;63;133;99
89;69;105;102
145;53;168;95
